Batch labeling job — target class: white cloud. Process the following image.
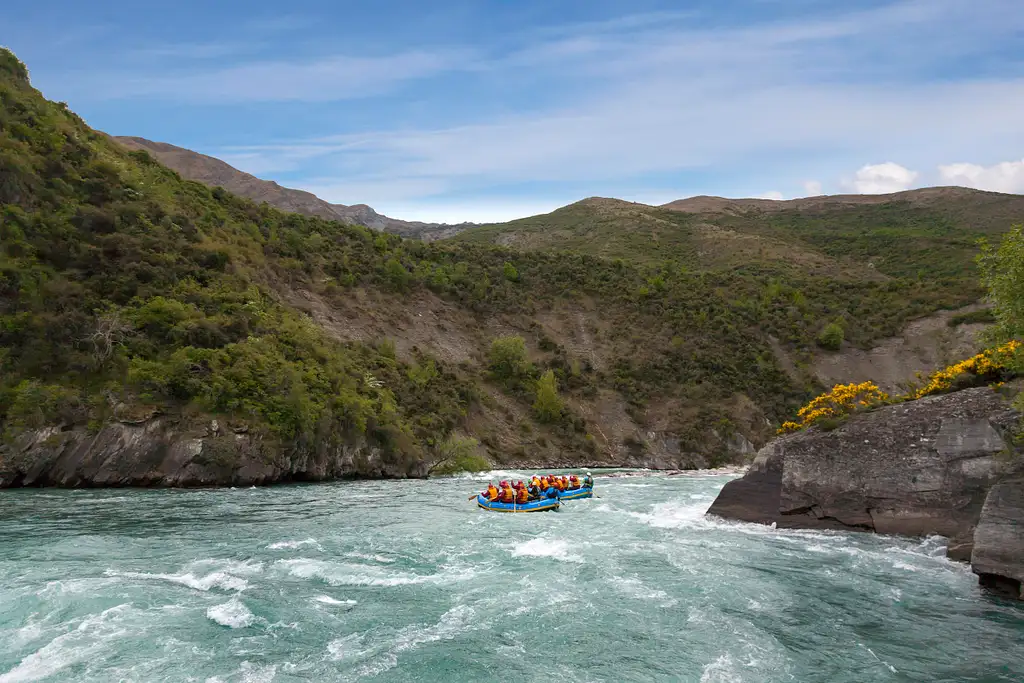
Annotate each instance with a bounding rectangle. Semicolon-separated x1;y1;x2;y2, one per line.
802;180;823;196
844;162;919;194
757;191;784;200
937;160;1024;193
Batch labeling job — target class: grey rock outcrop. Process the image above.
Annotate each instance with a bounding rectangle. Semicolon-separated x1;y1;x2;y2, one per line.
971;464;1024;599
706;387;1022;567
0;418;426;488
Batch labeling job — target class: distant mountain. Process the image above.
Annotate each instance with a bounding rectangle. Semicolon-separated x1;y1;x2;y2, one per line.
111;136;473;240
661;186;1018;217
451;188;1024;285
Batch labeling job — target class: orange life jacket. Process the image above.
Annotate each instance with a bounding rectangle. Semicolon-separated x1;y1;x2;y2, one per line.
486;485;499;501
517;487;529;503
500;486;515;503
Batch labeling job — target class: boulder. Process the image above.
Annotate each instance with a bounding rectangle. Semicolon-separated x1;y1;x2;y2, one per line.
707;387;1022;560
972;464;1024;599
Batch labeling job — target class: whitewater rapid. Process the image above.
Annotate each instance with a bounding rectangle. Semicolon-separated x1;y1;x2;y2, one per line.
1;471;1021;682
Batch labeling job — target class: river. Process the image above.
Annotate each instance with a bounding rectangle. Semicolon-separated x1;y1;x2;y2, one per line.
1;470;1021;682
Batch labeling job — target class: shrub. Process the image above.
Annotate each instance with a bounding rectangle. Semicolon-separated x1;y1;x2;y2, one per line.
816;321;844;351
778;381;888;434
902;341;1020;400
428;435;489;475
502;262;520;282
978;225;1024;341
488;335;530;381
533;369;564;422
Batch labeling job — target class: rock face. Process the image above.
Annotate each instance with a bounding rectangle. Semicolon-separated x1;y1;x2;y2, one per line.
706;387;1022;571
0;418;426;488
971;463;1024;599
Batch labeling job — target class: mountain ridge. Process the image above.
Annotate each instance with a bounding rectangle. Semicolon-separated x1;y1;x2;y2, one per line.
111;136;474;240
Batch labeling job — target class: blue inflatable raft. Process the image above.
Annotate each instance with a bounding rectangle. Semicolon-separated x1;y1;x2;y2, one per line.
477;494;560;513
558;486;594;501
475;486;594;512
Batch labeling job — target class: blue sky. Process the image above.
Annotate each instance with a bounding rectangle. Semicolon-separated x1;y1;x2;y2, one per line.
4;0;1024;222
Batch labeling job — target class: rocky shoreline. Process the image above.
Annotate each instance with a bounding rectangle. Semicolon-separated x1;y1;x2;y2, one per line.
0;416;746;488
706;386;1024;599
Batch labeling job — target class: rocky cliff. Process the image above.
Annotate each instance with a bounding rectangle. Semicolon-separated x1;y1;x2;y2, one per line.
971;463;1024;599
706;386;1024;597
0;418;426;488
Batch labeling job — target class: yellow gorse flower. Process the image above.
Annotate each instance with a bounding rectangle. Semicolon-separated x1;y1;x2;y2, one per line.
777;381;888;434
901;340;1020;401
777;340;1020;435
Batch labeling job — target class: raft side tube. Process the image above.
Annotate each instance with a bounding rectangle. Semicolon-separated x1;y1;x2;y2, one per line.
476;494;560;513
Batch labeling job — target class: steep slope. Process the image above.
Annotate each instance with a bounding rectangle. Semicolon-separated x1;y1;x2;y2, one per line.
112;136;472;240
0;48;818;483
112;136;341;220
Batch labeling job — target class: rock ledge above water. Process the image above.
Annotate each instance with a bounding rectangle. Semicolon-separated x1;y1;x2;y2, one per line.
706;386;1023;598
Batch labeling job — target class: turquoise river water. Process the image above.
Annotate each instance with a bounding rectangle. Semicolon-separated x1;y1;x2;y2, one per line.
1;470;1022;682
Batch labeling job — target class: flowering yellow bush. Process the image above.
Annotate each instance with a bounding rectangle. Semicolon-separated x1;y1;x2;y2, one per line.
777;381;889;434
902;340;1021;400
778;341;1022;435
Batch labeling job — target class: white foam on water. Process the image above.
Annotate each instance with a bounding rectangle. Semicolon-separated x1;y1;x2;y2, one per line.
629;501;709;529
891;560;921;572
608;576;676;606
346;605;481;678
34;577;121;599
326;633;370;662
345;552;396;564
0;604;135;683
189;559;265;575
267;539;323;551
313;595;358;607
509;538;583;563
104;569;248;592
4;620;44;651
700;653;743;683
277;559;448;587
206;661;277;683
206;597;255;629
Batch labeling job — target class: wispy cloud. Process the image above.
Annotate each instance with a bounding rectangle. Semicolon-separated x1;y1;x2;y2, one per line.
199;0;1023;211
44;0;1020;216
85;49;473;102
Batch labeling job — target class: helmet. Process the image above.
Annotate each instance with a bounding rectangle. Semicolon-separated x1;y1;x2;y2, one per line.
499;480;508;487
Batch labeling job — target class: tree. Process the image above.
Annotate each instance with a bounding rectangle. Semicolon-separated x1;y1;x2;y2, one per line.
978;225;1024;342
816;321;844;351
427;434;489;475
488;335;530;381
533;369;564;422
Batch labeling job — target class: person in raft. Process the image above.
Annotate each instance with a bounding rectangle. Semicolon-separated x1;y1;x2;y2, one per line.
480;474;593;502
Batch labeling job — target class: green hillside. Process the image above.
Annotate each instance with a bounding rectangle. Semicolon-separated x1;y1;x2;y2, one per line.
0;48;1009;480
453;190;1024;301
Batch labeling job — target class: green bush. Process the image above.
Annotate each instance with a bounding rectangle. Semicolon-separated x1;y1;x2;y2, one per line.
533;369;564;422
816;321;845;351
488;335;531;381
428;435;489;475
